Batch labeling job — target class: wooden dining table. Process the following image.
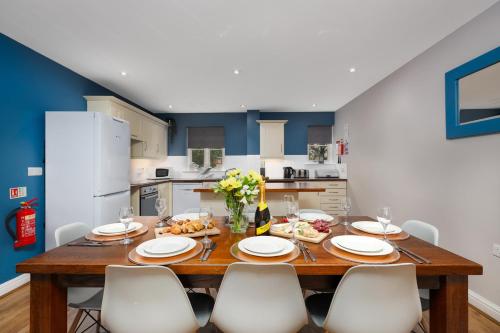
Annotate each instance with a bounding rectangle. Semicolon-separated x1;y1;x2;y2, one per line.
17;216;482;333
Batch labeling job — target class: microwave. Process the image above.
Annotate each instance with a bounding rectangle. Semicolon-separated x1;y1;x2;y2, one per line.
155;168;170;178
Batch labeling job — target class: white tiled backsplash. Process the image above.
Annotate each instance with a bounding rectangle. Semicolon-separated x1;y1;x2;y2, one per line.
130;155;347;183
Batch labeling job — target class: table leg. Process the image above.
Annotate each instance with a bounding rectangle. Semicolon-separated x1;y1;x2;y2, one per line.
430;275;468;333
30;274;67;333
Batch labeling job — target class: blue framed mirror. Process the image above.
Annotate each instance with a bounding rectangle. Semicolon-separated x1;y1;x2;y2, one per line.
445;46;500;139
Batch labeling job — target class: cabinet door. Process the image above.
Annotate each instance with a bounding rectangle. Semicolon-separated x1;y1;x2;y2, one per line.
126;110;143;141
141;119;156;158
298;192;321;209
157;182;172;216
260;123;284;158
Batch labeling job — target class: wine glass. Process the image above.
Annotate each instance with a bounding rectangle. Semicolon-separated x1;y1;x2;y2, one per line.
155;198;167;228
199;207;213;246
286;201;300;244
283;194;295;216
342;197;352;226
377;207;392;242
119;206;134;245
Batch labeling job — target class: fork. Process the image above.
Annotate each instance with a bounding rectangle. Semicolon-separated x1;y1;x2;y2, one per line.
391;241;424;264
199;241;210;260
298;242;309;262
301;242;317;262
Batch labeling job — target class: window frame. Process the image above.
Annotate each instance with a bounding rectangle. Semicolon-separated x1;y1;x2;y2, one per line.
188;148;225;170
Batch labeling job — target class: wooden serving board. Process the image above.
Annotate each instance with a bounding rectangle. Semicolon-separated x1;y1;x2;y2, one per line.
322;239;400;264
230;243;300;263
154;227;221;239
270;229;331;244
85;225;148;242
128;241;203;266
348;225;410;240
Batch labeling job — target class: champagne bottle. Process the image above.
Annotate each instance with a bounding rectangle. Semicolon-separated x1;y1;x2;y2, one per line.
255;181;271;236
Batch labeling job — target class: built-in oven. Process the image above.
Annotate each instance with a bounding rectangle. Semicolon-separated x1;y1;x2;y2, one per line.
140;185;158;216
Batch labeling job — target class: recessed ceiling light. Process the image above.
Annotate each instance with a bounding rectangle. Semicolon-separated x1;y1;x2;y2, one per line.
349;67;356;73
240;104;246;108
312;103;317;107
168;105;173;109
120;71;127;76
233;69;240;75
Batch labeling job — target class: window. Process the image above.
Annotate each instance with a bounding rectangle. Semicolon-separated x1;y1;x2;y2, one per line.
307;125;332;162
187;127;225;169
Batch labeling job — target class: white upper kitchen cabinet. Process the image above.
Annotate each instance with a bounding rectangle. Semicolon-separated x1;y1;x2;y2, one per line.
257;120;287;159
85;96;168;159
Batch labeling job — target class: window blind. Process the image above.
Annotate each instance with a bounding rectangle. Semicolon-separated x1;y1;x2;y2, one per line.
187;127;225;149
307;125;332;144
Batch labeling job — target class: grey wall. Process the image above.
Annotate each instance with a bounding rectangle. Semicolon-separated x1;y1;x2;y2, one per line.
335;3;500;306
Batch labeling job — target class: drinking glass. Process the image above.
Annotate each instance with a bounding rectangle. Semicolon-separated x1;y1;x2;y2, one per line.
119;206;134;245
377;207;392;242
342;197;352;226
199;207;213;246
155;198;168;227
286;201;300;244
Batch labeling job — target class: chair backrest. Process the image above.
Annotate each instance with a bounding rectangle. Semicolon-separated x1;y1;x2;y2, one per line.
402;220;439;245
54;222;90;246
101;265;199;333
211;262;308;333
323;263;421;333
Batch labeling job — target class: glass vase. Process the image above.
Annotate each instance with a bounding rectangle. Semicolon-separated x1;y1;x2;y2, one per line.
229;208;248;234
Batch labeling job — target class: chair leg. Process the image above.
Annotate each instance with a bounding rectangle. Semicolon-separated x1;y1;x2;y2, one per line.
418;320;427;333
69;309;83;333
204;288;211;295
95;311;101;333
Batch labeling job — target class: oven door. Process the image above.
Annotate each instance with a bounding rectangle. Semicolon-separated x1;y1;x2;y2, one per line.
140;192;158;216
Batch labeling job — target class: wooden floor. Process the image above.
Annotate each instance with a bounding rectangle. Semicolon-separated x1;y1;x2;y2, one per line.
0;283;498;333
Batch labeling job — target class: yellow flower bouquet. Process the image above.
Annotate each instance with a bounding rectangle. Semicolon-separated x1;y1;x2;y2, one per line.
213;169;262;233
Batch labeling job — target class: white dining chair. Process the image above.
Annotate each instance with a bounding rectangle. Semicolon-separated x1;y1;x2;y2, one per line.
306;263;422;333
211;262;308;333
101;265;214;333
402;220;439;246
54;222;106;333
402;219;439;332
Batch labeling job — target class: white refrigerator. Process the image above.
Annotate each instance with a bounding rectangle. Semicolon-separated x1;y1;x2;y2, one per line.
45;112;130;250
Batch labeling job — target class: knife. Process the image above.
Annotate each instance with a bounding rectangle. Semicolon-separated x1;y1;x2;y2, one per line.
302;243;317;262
399;246;431;264
202;242;217;261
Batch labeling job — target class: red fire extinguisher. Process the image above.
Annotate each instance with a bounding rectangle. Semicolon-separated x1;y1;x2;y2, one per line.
5;198;38;249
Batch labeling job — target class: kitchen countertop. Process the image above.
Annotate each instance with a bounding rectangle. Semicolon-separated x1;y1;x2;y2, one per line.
194;182;327;193
130;177;346;189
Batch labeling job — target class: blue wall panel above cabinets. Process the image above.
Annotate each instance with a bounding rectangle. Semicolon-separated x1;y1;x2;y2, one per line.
0;33;147;285
158;111;335;156
260;112;335;155
157;113;247;156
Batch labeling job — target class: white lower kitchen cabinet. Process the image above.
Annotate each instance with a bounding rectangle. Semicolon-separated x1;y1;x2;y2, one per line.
172;183;201;215
158;182;172;216
298;181;347;216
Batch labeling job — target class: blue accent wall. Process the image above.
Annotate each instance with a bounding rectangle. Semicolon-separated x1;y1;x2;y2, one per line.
246;110;260;155
157;113;247;156
260;112;335;155
0;33;148;284
157;111;335;156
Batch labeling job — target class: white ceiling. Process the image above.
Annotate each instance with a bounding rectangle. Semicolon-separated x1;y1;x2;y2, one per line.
0;0;497;113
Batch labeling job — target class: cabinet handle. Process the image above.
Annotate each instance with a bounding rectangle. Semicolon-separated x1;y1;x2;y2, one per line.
281;144;283;153
144;142;148;152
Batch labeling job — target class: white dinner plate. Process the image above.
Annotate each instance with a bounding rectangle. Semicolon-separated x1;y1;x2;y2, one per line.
143;236;190;255
351;221;401;235
136;237;196;258
299;212;334;222
238;236;294;257
331;236;393;256
92;222;141;236
243;236;285;254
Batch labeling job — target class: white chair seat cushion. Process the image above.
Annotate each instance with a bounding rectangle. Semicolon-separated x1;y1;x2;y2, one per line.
187;292;215;327
305;293;334;327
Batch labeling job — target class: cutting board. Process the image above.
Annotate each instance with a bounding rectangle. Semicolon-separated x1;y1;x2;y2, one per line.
155;226;221;239
270;229;331;244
